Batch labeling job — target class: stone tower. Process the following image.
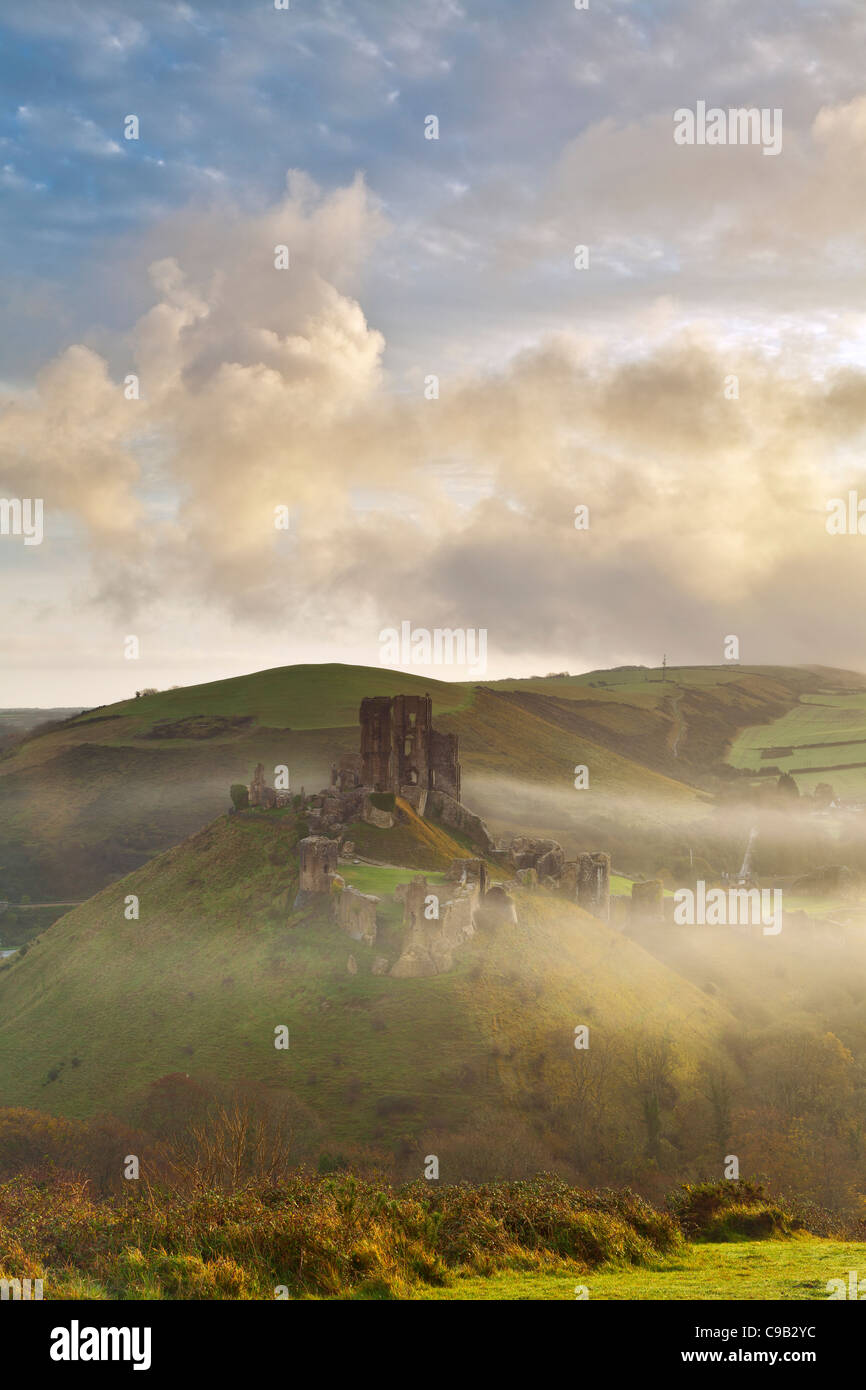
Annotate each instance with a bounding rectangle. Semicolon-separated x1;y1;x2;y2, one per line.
298;836;339;894
359;694;460;799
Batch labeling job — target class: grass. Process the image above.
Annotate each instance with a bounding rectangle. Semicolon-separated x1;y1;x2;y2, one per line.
97;663;473;734
1;1168;858;1301
339;862;448;897
412;1239;866;1300
728;689;866;795
0;1174;682;1301
610;872;674;898
0;806;733;1143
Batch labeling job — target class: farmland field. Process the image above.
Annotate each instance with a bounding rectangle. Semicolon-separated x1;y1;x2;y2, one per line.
728;691;866;794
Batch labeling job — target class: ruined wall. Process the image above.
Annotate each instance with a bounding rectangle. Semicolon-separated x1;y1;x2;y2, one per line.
559;861;579;898
577;852;611;921
334;884;379;944
390;873;478;977
359;696;396;791
631;878;664;924
446;858;488;895
509;837;563;874
392;694;432;790
244;763;290;810
298;836;340;894
331;753;363;793
430;728;460;799
424;789;491;850
359;694;461;800
249;763;266;807
362;794;394;828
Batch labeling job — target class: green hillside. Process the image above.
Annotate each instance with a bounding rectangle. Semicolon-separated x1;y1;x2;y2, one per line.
0;807;734;1171
2;660;842;905
728;684;866;796
99;663;473;733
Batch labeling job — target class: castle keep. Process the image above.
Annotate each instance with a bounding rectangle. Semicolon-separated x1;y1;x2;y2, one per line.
358;694;460;799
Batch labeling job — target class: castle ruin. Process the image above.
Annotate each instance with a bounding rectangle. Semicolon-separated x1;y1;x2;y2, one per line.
228;691;655;979
358;694;460;800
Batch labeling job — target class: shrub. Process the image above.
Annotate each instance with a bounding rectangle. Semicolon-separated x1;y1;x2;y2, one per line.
667;1181;805;1240
0;1172;684;1300
230;783;250;812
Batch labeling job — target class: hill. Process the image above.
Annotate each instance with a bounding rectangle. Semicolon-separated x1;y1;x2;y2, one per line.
0;806;735;1177
2;660;849;905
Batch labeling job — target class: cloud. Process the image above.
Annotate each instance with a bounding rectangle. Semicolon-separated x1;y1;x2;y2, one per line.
16;105;122;157
4;167;866;679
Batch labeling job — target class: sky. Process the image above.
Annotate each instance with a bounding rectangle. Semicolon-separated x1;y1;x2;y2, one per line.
3;0;866;705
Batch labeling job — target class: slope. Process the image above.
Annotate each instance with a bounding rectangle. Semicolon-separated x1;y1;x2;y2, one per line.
2;661;857;904
0;809;736;1169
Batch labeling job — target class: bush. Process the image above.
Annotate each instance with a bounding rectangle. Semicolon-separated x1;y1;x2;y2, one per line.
230;783;249;812
667;1181;805;1240
0;1172;682;1300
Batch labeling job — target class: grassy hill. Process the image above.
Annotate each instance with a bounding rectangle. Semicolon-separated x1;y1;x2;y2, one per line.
727;683;866;796
3;660;849;905
0;806;734;1173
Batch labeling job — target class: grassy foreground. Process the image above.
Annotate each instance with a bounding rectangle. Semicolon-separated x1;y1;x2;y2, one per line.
1;1174;859;1301
0;1174;679;1301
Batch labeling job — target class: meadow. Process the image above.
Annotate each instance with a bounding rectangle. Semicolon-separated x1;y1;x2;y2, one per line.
727;690;866;796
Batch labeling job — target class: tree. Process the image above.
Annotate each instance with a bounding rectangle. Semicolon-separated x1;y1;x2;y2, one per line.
623;1032;677;1159
230;783;249;811
699;1062;737;1150
777;772;799;800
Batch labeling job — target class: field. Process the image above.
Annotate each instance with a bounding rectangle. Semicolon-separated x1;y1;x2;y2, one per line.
415;1239;866;1300
728;689;866;796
